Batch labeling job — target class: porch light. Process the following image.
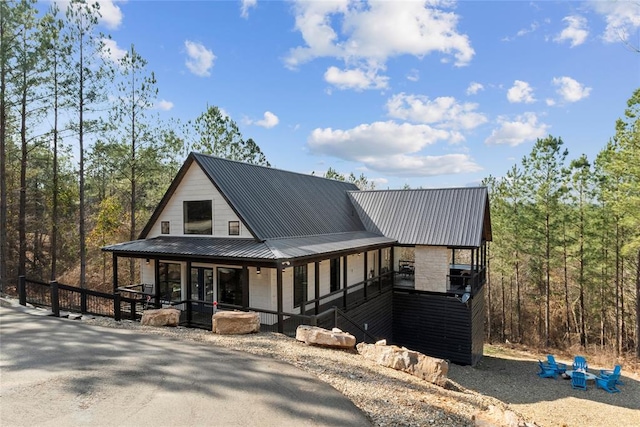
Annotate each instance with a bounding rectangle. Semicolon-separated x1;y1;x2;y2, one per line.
145;258;150;265
256;267;261;274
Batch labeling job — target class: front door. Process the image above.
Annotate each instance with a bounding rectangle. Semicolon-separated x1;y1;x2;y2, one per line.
190;267;213;312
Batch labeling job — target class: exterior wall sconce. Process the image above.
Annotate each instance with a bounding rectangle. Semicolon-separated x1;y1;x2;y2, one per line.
145;258;150;265
256;267;261;274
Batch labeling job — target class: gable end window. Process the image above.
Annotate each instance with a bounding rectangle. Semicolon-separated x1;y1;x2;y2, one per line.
228;221;240;236
184;200;212;235
161;221;170;234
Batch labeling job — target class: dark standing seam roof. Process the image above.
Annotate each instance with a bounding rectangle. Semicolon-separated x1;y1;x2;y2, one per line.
348;187;491;247
193;153;366;240
102;233;394;261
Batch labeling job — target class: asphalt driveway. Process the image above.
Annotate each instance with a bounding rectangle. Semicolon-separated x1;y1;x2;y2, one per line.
0;304;370;426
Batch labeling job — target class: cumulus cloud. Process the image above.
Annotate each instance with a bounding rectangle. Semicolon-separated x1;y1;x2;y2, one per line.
555;15;588;47
591;1;640;44
184;40;216;77
507;80;536;104
324;66;389;91
240;0;257;19
364;153;483;177
154;99;174;111
306;120;481;176
285;0;474;90
254;111;279;128
466;82;484;95
552;76;591;102
386;93;487;132
485;113;549;146
100;38;127;63
96;0;125;29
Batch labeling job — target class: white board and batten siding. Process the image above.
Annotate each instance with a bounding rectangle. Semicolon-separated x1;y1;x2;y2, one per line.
146;162;253;239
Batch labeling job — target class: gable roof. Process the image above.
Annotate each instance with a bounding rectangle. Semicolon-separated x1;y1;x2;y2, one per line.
348;187;492;248
140;152;367;241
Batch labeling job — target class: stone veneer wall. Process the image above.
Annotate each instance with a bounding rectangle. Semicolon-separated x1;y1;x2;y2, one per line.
414;246;448;293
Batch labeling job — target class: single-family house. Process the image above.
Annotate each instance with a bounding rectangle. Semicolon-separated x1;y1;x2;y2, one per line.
103;152;491;365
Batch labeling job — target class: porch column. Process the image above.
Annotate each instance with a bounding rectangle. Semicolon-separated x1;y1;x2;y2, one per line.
154;260;160;307
342;256;348;308
314;261;320;314
112;253;118;293
186;261;192;325
242;265;249;308
363;251;368;300
277;264;283;333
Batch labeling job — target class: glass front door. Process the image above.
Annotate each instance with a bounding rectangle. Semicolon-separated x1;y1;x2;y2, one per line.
217;267;243;306
190;267;213;312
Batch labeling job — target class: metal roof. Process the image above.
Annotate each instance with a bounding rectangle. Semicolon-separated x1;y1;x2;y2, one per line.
193;153;366;240
103;232;394;262
348;187;491;247
103;236;276;261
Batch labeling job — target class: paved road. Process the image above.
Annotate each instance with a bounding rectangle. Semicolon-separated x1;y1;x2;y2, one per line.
0;304;370;426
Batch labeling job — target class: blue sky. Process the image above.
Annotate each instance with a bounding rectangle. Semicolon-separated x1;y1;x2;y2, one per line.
57;0;640;189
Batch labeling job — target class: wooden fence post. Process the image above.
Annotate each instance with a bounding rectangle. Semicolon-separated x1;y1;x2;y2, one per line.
113;292;121;321
18;276;26;306
50;280;60;317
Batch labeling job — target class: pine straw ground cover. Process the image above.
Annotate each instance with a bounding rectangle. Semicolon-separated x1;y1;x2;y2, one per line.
77;315;640;427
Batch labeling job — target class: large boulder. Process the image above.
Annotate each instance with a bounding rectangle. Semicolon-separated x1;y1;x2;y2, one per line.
356;341;448;387
296;325;356;349
141;308;180;327
212;311;260;335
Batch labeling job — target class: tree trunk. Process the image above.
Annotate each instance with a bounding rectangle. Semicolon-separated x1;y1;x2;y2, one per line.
0;15;7;294
50;52;59;281
18;63;26;278
635;249;640;358
79;39;86;289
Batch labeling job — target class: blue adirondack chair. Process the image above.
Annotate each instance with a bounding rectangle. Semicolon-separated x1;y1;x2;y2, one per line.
547;354;567;374
573;355;588;371
599;365;624;385
596;373;621;393
571;371;587;390
538;360;557;379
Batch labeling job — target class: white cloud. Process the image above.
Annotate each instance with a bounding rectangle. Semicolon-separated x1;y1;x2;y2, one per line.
324;66;389;91
555;15;588;47
406;69;420;82
466;82;484;95
386;93;487;131
254;111;279;128
154;99;174;111
507;80;536;104
184;40;216;77
364;153;482;177
240;0;257;19
592;1;640;44
97;0;125;29
101;38;127;63
546;98;556;106
485;113;549;146
307;120;481;176
286;0;474;89
552;76;591;102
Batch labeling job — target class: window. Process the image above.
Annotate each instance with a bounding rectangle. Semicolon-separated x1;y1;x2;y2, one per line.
183;200;212;234
228;221;240;236
159;262;181;302
294;265;308;307
330;258;340;292
217;267;243;306
161;221;170;234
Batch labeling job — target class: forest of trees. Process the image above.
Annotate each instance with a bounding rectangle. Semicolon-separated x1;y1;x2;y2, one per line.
1;1;638;358
484;93;640;358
